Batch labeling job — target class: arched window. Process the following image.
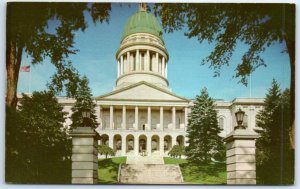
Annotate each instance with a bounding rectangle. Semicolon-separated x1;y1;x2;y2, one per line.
218;117;224;130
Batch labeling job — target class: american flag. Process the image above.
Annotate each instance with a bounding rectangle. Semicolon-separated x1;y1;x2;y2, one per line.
20;65;30;72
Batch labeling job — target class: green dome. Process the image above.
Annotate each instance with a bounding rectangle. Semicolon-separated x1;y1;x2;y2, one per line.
121;11;163;42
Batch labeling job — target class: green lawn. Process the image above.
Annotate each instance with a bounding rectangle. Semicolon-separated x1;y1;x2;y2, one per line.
164;157;226;184
98;157;126;184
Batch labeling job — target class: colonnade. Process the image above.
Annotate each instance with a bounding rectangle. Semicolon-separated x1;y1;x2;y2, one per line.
100;133;186;156
97;105;189;131
117;50;167;77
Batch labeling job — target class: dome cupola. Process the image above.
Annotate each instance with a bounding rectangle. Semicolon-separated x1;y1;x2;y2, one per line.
115;4;169;90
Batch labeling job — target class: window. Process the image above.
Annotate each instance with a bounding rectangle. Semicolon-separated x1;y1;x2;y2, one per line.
218;117;224;130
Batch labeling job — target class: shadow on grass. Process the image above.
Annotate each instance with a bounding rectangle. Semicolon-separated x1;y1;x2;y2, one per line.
98;157;126;184
180;162;226;184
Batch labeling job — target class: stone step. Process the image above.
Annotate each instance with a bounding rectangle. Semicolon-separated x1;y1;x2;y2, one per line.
119;164;184;184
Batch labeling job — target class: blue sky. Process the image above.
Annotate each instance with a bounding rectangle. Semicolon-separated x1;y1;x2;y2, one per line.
17;3;291;101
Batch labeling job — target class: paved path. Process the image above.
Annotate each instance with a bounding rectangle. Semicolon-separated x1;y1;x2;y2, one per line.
126;152;164;164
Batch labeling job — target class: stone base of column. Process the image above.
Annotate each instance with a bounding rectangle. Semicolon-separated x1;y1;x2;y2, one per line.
224;129;259;185
71;127;99;184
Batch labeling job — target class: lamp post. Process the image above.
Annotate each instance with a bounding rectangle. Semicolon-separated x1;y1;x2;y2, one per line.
82;108;91;127
234;108;246;130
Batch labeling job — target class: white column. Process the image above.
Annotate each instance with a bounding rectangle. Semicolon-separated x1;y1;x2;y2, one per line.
122;105;126;130
162;56;165;76
146;50;150;71
147;136;151;155
136;49;140;71
117;60;120;77
121;136;126;156
156;52;159;73
99;106;103;129
134;135;139;156
130;52;134;71
134;106;139;130
147;106;151;131
165;63;168;78
160;106;164;131
172;135;176;147
184;107;188;130
110;106;114;130
152;54;156;72
120;55;124;75
127;51;130;72
159;136;164;155
172;106;176;129
108;134;113;149
95;105;100;124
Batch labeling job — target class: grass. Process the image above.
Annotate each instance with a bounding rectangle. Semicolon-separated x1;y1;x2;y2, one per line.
164;157;226;184
98;157;126;184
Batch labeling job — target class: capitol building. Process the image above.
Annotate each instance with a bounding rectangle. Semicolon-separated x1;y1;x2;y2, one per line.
60;5;264;157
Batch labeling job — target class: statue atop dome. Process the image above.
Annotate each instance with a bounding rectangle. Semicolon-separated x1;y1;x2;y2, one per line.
139;3;147;12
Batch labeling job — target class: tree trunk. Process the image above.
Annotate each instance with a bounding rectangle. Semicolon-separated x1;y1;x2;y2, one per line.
6;41;23;109
285;37;295;150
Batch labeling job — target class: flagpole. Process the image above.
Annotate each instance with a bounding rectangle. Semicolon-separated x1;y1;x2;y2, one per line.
249;73;252;98
29;68;31;94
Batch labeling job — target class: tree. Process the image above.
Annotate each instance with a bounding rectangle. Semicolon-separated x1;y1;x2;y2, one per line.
70;76;98;129
168;145;185;159
6;91;71;183
6;2;111;108
154;3;295;149
185;88;224;164
98;145;115;159
256;80;294;184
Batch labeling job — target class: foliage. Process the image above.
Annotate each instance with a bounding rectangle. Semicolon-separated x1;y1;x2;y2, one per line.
185;88;225;164
98;145;115;159
256;80;294;184
154;3;295;149
154;3;295;84
5;91;71;183
98;157;127;184
6;2;111;108
70;76;98;129
168;145;185;158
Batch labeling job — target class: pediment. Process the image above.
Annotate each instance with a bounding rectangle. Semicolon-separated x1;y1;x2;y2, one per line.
95;82;189;102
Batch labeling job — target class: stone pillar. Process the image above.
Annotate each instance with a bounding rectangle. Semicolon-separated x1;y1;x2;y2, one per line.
136;49;140;71
184;107;188;130
160;106;164;131
108;135;113;149
162;56;165;76
121;135;126;156
171;135;176;148
165;63;168;78
109;105;114;130
172;106;176;129
71;127;98;184
159;136;164;155
147;136;151;155
156;52;159;73
120;55;124;75
146;50;150;71
224;129;259;185
117;60;120;77
122;105;126;130
95;105;101;128
134;106;139;130
127;51;130;72
147;106;151;131
130;52;134;71
134;135;139;156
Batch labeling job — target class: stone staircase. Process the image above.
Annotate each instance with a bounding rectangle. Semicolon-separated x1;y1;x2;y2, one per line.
118;163;183;184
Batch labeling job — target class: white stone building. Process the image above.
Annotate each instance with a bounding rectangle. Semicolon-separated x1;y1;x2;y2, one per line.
59;6;264;157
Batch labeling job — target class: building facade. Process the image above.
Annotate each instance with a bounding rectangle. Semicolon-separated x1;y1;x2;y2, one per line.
59;6;264;157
